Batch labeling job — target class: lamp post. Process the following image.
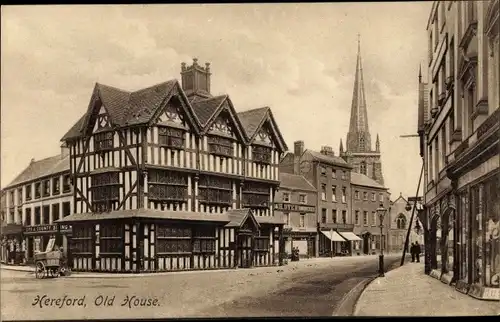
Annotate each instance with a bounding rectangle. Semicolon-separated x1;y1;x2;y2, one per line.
376;204;387;277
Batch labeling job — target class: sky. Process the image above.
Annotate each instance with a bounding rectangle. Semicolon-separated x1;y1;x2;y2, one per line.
1;2;432;198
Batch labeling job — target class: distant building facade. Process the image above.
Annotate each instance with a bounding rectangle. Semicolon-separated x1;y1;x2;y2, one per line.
418;1;499;300
388;194;425;254
274;173;317;258
280;141;367;257
350;172;391;255
1;147;73;263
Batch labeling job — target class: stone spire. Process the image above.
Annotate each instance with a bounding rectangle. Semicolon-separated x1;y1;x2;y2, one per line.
418;63;422;83
339;138;344;154
375;134;380;152
346;34;371;153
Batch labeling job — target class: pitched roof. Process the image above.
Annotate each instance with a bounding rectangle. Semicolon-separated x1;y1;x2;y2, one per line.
237;107;269;139
62;80;178;141
191;95;227;126
350;172;386;189
4;154;70;189
224;208;259;228
279;173;316;192
308;150;351;168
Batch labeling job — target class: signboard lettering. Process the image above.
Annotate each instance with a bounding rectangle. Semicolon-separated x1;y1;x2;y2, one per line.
23;224;72;234
274;203;316;213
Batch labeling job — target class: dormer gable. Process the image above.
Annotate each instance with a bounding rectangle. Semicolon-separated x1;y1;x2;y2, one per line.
202;96;247;143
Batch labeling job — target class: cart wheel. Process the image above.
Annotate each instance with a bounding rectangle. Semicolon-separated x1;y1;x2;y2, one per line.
35;262;46;279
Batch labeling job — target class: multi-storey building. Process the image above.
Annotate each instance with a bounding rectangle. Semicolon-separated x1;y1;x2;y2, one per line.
388;194;425;254
280;141;359;257
57;58;288;272
340;37;385;186
274;172;317;258
1;148;73;263
418;0;499;301
350;172;390;255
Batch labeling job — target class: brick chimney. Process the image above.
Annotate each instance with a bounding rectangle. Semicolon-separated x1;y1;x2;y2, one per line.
294;141;304;156
60;143;70;159
180;58;212;101
320;146;335;157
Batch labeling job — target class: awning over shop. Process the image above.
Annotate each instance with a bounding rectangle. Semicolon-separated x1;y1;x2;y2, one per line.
338;232;362;241
320;230;346;242
0;223;23;237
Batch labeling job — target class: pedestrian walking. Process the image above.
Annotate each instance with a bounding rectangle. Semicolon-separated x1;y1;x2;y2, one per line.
410;242;416;262
415;243;421;262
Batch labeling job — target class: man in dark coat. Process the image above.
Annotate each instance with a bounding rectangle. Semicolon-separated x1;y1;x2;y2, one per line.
410;242;416;262
415;243;422;262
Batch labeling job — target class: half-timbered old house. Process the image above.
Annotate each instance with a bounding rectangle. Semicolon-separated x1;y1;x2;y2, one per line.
57;58;288;272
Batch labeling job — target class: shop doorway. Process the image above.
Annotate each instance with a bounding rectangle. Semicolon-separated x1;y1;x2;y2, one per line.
362;232;371;254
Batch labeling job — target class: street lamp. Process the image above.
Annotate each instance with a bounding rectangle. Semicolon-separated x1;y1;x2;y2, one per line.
376;204;387;277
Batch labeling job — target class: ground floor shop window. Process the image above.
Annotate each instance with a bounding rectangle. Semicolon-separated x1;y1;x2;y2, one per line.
100;224;123;254
484;174;500;287
72;225;93;254
458;191;469;281
157;226;191;254
193;226;216;254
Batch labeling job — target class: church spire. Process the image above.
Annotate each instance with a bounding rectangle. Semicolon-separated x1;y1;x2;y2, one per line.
339;138;344;154
346;34;371;153
418;63;422;83
376;134;380;152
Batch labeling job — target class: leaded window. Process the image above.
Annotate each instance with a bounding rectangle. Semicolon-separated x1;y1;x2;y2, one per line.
198;176;232;205
94;131;114;152
148;170;188;203
156;225;192;254
208;135;233;157
242;182;269;208
72;225;93;254
158;127;185;149
100;224;123;254
193;226;216;254
91;172;120;212
252;145;272;164
254;237;270;251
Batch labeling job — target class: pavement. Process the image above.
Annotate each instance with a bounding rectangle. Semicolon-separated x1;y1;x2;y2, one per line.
354;261;500;316
1;254;402;320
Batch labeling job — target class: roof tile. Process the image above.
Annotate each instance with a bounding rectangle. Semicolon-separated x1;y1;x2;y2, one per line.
279;173;316;192
5;154;70;188
350;172;386;189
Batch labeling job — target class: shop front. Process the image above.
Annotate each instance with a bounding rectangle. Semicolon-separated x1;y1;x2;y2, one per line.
446;109;499;300
22;224;72;264
0;223;24;265
318;223;357;257
57;208;283;273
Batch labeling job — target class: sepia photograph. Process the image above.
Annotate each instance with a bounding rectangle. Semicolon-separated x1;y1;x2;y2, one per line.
1;1;499;320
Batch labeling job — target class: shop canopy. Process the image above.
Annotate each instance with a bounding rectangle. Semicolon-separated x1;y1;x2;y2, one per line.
320;230;346;242
338;232;362;241
0;223;23;237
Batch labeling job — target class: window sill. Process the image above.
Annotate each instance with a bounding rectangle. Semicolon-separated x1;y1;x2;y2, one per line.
449;129;463;144
471;99;489;121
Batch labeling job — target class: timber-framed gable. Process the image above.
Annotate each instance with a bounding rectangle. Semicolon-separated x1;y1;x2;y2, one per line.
58;58;286;274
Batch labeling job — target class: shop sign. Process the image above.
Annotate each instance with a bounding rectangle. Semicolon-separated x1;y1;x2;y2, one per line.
23;224;72;234
274;203;315;213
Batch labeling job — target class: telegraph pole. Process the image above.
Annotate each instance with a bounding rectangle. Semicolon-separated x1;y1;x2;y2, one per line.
399;134;423;266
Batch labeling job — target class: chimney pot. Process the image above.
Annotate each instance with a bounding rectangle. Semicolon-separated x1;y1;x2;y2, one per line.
320;146;335;157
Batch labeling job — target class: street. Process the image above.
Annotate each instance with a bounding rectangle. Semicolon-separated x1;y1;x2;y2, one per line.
1;254;402;320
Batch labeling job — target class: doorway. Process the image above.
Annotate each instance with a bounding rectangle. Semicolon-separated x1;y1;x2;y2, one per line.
362;232;371;254
238;233;253;268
